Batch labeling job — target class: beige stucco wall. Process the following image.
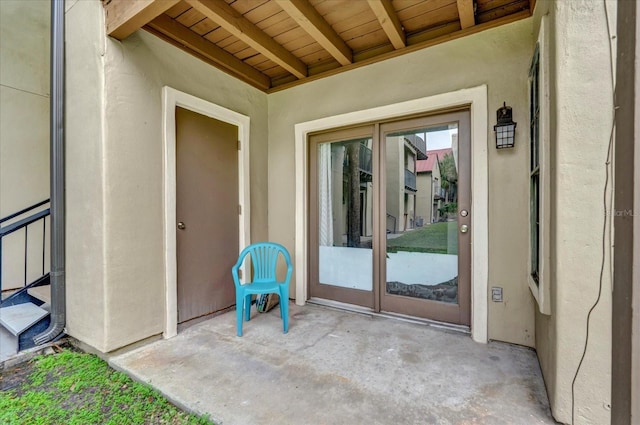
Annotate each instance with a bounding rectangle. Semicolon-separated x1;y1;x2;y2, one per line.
268;18;536;347
64;0;268;352
533;1;615;424
65;0;108;351
0;0;50;289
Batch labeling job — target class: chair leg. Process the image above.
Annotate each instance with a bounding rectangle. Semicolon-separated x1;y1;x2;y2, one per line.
279;289;289;334
245;294;252;321
236;292;245;337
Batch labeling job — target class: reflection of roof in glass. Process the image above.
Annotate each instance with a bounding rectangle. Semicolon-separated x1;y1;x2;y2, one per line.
416;148;452;173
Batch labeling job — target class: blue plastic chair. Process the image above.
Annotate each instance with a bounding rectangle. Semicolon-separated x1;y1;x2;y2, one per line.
231;242;293;337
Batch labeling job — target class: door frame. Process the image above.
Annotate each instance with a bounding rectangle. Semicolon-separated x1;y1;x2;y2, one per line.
162;86;251;338
294;85;489;343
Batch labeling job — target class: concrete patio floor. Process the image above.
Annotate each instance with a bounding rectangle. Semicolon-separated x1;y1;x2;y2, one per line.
109;303;555;425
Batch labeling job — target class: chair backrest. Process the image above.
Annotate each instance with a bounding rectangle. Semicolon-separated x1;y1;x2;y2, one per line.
236;242;292;284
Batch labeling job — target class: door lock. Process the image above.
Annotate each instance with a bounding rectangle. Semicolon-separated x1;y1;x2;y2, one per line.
177;222;186;230
460;224;469;233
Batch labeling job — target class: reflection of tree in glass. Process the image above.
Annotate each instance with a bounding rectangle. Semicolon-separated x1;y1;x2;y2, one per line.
437;153;458;219
439;152;457;189
346;142;361;247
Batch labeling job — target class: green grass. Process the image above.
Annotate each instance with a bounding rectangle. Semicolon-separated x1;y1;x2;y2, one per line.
0;349;213;425
387;221;458;254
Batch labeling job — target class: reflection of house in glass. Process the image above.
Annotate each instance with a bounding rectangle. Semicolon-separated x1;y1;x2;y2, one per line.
385;134;427;233
416;148;453;224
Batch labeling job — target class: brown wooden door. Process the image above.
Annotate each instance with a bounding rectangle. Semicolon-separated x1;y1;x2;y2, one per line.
380;111;471;325
176;107;238;323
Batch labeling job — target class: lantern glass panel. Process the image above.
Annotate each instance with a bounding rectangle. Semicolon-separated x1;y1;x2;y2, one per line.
495;123;515;149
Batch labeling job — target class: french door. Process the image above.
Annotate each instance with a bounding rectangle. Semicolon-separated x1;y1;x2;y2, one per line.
308;125;377;308
309;111;471;326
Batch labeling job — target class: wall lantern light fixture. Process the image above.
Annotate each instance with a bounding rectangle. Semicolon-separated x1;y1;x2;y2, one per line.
494;102;517;149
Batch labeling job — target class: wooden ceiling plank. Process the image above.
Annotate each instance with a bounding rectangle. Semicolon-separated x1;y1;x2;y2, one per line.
260;14;300;38
256;10;291;31
106;0;181;40
203;26;234;44
476;0;528;23
346;28;389;51
299;48;334;65
228;0;270;15
456;0;476;29
246;55;276;68
366;0;406;49
476;0;524;13
406;20;461;44
165;2;192;18
341;20;386;42
391;0;425;13
275;0;352;65
234;46;261;60
190;17;220;35
402;5;460;33
175;8;208;27
223;38;254;55
147;14;270;89
313;0;372;25
244;0;283;23
184;0;308;78
274;27;318;51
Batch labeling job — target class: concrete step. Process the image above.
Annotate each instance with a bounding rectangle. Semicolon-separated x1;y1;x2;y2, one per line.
28;285;51;304
0;325;18;362
0;303;49;336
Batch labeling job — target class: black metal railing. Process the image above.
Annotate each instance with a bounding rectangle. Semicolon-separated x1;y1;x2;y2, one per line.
0;200;50;293
404;169;416;191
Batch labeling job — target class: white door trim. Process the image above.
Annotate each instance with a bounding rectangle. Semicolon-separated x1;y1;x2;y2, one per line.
294;85;489;343
162;86;251;338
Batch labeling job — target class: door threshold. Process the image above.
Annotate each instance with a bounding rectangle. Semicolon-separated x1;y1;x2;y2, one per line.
308;297;470;335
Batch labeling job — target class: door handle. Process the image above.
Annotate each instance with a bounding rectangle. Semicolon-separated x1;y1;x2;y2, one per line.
460;224;469;233
177;222;186;230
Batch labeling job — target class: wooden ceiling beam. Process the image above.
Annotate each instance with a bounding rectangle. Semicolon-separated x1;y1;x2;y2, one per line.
276;0;352;66
366;0;405;50
146;14;271;90
105;0;180;40
184;0;308;79
456;0;476;29
269;9;531;92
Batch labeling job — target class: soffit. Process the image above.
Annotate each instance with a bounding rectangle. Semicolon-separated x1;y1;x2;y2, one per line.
103;0;534;92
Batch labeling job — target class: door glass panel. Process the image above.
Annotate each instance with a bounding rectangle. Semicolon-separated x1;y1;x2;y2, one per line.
318;138;374;291
385;124;459;304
